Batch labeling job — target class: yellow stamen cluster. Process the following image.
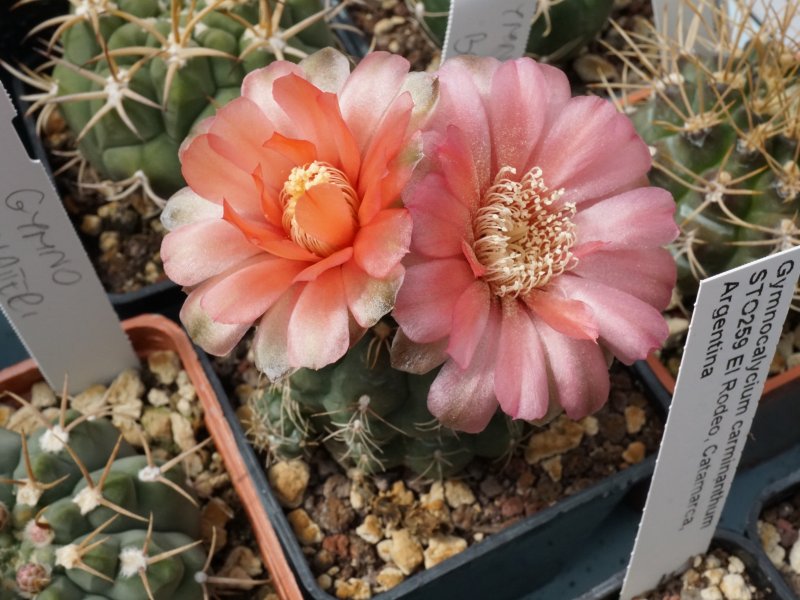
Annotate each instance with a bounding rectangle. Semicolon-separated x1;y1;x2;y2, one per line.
473;166;576;297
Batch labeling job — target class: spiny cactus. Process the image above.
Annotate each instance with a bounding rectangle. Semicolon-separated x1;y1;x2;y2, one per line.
246;323;526;478
6;0;341;206
406;0;614;62
0;388;226;600
606;0;800;302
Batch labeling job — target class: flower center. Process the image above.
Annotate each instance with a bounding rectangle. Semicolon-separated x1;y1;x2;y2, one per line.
280;161;358;257
473;166;576;297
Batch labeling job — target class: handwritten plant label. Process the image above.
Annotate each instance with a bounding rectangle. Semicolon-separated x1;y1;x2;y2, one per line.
621;246;800;599
0;81;137;393
442;0;538;62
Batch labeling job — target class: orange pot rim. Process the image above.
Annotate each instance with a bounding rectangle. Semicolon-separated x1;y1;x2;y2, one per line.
0;314;303;600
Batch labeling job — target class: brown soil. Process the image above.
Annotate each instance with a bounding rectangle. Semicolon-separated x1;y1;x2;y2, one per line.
758;487;800;595
214;341;664;597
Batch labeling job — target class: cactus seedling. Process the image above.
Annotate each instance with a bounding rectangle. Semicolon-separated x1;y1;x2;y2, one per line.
0;386;228;600
604;0;800;304
246;323;526;478
6;0;342;206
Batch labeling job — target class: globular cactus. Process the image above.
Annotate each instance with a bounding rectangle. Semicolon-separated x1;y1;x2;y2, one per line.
405;0;614;62
607;0;800;302
0;391;217;600
8;0;340;205
247;323;526;478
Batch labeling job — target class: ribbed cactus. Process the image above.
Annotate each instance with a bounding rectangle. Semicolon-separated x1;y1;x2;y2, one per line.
0;394;212;600
8;0;339;204
609;1;800;300
246;323;526;477
406;0;614;62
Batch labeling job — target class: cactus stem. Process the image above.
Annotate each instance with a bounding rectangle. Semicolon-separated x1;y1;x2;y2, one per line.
147;538;204;566
137;435;208;507
55;514;118;581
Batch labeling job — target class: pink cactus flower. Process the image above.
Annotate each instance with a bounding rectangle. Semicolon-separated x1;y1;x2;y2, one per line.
391;56;679;433
161;49;436;378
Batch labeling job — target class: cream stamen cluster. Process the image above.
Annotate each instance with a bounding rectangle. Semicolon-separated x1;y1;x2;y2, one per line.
473;166;576;297
280;161;358;257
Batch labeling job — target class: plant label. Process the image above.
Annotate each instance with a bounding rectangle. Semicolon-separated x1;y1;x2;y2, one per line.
621;245;800;599
0;81;138;393
442;0;538;62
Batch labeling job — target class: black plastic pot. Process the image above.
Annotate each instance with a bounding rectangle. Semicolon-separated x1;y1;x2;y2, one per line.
199;353;665;600
575;530;793;600
747;470;800;599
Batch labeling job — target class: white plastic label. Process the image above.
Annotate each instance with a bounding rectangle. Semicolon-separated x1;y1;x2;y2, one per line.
621;246;800;599
0;81;138;393
442;0;538;62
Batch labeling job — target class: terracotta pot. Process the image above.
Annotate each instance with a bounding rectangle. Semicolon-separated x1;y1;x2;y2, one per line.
0;314;303;600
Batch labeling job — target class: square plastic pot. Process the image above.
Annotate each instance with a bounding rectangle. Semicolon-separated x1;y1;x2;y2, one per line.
198;353;665;600
0;314;304;600
575;530;794;600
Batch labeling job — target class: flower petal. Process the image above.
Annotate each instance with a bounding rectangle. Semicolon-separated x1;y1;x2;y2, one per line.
299;47;351;94
208;96;274;171
161;188;222;231
287;269;350;369
572;247;677;310
573;187;679;249
180;281;249;356
494;299;549;420
533;316;610;420
393;258;475;343
524;287;598;341
241;61;303;135
181;134;261;218
294;247;353;283
339;52;411;152
390;328;448;374
161;220;261;287
446;280;491;369
200;257;305;324
342;262;404;328
427;304;501;433
535;96;652;205
405;173;470;258
353;208;412;279
294;183;359;253
557;274;669;365
253;287;303;381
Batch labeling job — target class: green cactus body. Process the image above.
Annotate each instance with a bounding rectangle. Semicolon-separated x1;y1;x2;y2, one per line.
44;0;337;200
622;24;800;301
408;0;614;62
0;410;206;599
247;324;525;477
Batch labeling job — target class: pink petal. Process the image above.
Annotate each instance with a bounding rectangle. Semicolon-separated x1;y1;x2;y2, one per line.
557;274;669;365
573;187;678;249
342;262;404;328
353;208;412;279
180;280;249;356
494;299;549;421
252;287;303;381
393;258;475;343
181;134;261;218
427;303;502;433
294;247;353;283
524;288;598;341
339;52;411;152
535;96;652;205
161;220;261;287
287;269;350;369
572;247;677;310
298;47;351;94
390;329;448;374
161;188;222;231
429;126;481;210
200;257;305;324
405;173;470;259
533;316;610;419
207;96;274;172
488;59;549;174
428;57;497;192
446;280;491;369
241;61;304;136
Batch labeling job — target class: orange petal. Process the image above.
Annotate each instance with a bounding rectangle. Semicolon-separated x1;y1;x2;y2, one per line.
259;132;318;197
294;183;358;252
294;247;353;283
223;200;317;262
317;92;361;183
